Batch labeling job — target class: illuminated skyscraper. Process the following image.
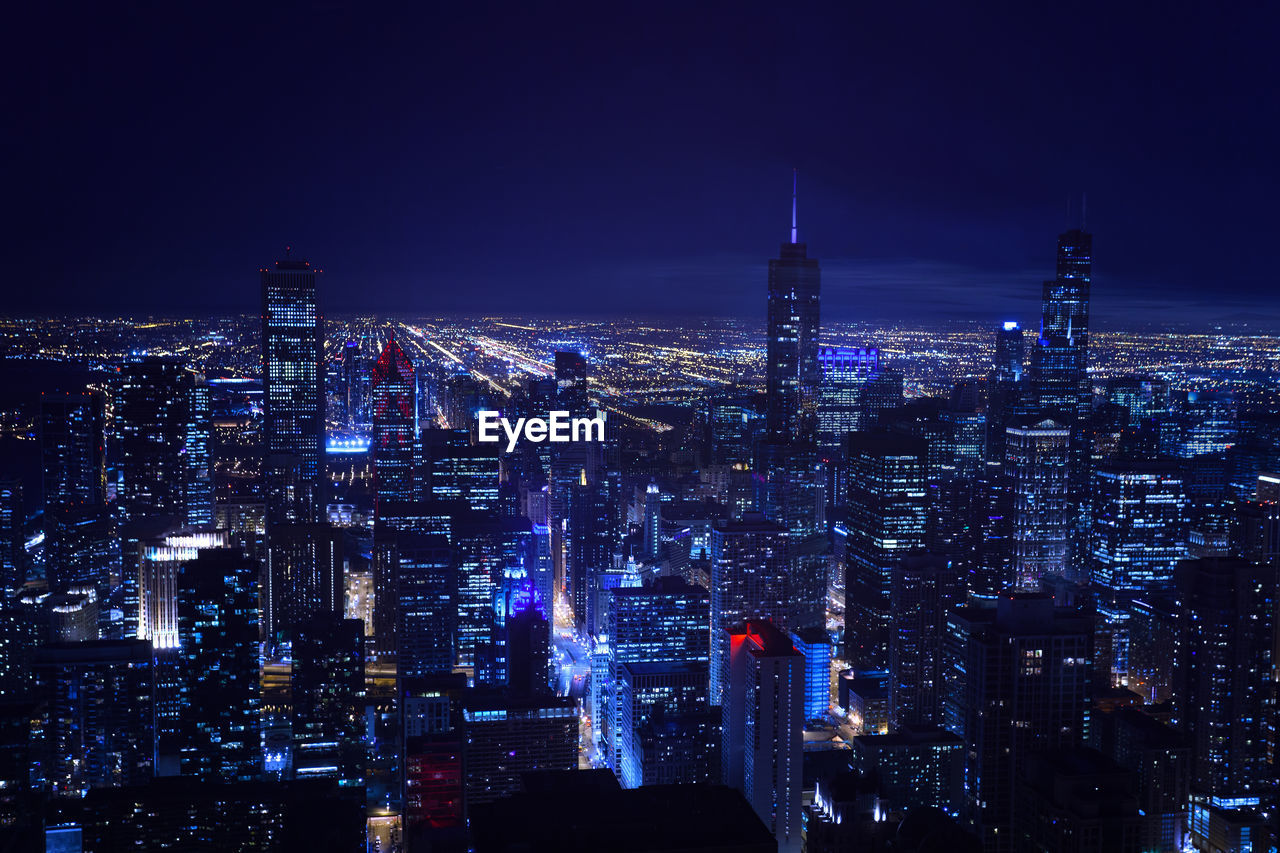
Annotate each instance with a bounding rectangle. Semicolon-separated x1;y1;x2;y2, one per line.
371;337;418;508
995;321;1026;386
35;640;156;794
40;390;111;598
789;626;834;722
461;692;577;805
39;390;107;518
1090;463;1187;593
722;619;804;853
766;172;821;441
844;433;927;672
451;512;532;668
708;395;763;468
1006;419;1071;587
1105;377;1170;428
391;532;455;678
616;660;710;788
815;347;878;455
642;480;661;561
0;479;24;592
1031;229;1093;577
340;339;365;428
1168;390;1237;458
425;429;500;511
292;613;366;787
567;470;615;635
175;547;261;782
709;515;789;704
263;522;344;646
604;577;709;775
987;321;1026;462
138;529;229;651
1172;558;1275;800
118;356;212;527
1032;229;1092;424
260;257;325;525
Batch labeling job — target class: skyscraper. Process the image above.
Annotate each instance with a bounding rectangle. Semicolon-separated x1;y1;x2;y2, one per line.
1090;463;1187;593
263;522;345;646
722;619;804;853
1032;229;1092;425
138;529;229;650
604;577;710;775
766;172;820;441
709;515;789;705
987;321;1026;462
0;479;25;592
340;338;366;429
292;613;366;787
117;356;212;526
1172;558;1275;800
175;547;261;783
39;390;107;518
261;257;325;525
944;594;1093;852
371;336;418;509
616;660;710;788
844;433;928;671
392;532;455;678
425;429;500;511
461;692;578;805
1006;419;1071;587
815;346;878;455
889;554;963;730
451;511;532;668
35;639;156;794
1031;228;1094;578
567;469;616;635
40;390;110;597
554;350;589;416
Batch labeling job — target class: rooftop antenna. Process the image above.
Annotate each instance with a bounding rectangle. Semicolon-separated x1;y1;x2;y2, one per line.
285;244;292;259
1082;192;1088;231
790;168;798;244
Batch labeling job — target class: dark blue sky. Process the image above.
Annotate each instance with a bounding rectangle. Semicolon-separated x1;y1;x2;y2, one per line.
7;2;1279;325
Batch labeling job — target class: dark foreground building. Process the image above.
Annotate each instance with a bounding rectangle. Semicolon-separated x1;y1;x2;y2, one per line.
45;777;365;852
470;770;776;853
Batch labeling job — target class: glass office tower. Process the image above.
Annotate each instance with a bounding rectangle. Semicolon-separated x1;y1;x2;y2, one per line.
261;258;325;525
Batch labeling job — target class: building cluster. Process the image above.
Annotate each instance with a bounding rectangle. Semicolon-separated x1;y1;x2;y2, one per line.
0;198;1278;853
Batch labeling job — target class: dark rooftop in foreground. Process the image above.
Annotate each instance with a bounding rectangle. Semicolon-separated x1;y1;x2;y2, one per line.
471;771;776;853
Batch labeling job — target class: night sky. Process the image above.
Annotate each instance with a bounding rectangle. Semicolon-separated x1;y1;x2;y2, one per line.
8;2;1279;325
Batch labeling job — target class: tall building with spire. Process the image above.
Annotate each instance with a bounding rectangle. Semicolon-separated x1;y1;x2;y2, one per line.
1031;227;1093;578
260;256;325;525
766;171;821;441
371;336;418;508
1032;228;1092;424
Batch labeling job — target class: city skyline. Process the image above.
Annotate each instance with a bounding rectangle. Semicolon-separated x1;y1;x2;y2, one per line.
4;5;1280;852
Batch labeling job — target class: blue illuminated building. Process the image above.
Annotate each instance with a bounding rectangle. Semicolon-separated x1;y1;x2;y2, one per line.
788;626;832;722
602;577;709;778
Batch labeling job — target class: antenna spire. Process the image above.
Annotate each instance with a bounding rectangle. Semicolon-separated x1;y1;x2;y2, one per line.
1082;191;1088;231
790;168;798;244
